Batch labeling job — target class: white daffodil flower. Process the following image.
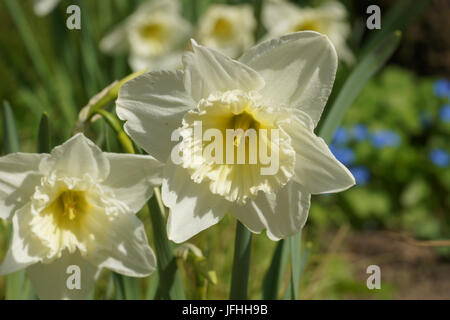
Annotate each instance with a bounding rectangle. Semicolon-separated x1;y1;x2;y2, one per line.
100;0;192;72
32;0;60;16
116;32;355;243
0;133;162;299
196;4;256;58
263;0;354;64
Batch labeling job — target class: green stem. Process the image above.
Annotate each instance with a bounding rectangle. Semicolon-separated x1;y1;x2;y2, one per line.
229;221;252;299
85;69;148;122
95;109;135;154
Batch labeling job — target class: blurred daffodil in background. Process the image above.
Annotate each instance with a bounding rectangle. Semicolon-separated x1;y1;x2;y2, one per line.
100;0;192;71
263;0;354;64
196;4;256;58
32;0;60;16
0;134;161;299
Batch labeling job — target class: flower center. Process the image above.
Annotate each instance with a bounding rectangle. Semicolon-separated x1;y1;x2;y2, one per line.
232;111;260;146
44;190;89;228
139;23;165;42
292;19;321;33
133;16;171;56
212;17;233;40
178;90;295;204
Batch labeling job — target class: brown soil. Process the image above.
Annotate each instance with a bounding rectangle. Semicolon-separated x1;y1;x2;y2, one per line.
345;231;450;299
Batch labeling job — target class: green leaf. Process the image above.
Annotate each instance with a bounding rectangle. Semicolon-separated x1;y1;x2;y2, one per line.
5;272;26;300
319;31;402;143
146;273;159;300
112;273;125;300
147;194;185;300
253;0;265;41
2;101;21;153
261;239;290;299
229;221;252;299
283;242;311;300
37;113;50;153
112;273;140;300
288;232;302;300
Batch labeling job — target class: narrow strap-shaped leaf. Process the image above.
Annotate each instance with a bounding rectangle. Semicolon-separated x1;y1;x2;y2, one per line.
229;221;252;299
123;277;140;300
112;272;126;300
37;113;50;153
319;31;401;143
283;243;311;300
2;101;21;153
261;239;290;299
253;0;265;41
112;272;141;300
148;195;185;300
288;232;302;300
146;272;159;300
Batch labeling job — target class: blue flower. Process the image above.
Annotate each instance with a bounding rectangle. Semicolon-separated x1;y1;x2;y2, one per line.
329;145;355;166
434;79;450;98
351;124;369;141
332;127;349;145
350;166;370;185
429;149;449;168
371;130;401;148
439;105;450;122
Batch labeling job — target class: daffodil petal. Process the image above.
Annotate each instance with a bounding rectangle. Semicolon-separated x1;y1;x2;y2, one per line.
116;70;195;162
39;133;110;181
27;250;99;300
231;203;265;234
183;40;265;101
88;213;156;277
284;116;355;194
239;31;337;127
102;153;163;213
241;182;310;241
0;204;43;275
0;153;46;220
162;160;231;243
